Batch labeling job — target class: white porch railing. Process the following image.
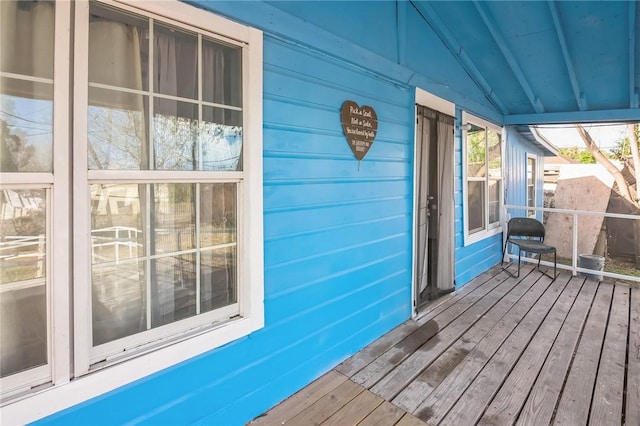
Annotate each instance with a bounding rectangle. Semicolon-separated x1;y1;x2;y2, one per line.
504;205;640;283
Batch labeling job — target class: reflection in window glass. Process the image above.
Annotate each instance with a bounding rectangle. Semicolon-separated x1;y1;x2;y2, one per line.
0;189;47;377
201;107;242;171
88;87;148;170
0;80;54;173
527;157;536;217
91;183;237;346
487;130;501;178
489;179;501;224
467;124;486;177
153;100;198;170
468;181;485;234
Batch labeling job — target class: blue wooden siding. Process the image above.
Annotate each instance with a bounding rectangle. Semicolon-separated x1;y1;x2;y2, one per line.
504;127;545;219
36;16;415;426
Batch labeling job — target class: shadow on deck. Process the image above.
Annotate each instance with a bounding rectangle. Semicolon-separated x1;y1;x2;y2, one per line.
249;265;639;425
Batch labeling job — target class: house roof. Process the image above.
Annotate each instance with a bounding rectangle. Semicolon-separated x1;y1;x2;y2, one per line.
511;125;560;156
414;1;639;125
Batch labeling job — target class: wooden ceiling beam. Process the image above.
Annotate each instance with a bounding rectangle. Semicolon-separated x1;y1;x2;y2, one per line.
411;1;508;114
548;1;588;111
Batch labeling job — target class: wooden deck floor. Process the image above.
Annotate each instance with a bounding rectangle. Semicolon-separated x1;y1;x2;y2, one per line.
250;265;639;425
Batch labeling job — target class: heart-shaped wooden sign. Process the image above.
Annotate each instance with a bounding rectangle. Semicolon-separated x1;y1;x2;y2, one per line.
340;100;378;160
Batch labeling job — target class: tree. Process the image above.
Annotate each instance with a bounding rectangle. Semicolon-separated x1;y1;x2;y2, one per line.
558;146;596;163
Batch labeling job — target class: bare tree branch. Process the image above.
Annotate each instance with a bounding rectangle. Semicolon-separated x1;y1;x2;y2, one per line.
629;123;640;205
575;124;633;202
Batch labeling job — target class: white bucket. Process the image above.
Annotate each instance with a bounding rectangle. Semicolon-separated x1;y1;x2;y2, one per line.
578;254;605;281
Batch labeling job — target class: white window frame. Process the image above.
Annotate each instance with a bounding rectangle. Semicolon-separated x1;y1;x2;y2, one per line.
527;154;537;218
2;1;263;422
462;112;504;246
0;0;72;401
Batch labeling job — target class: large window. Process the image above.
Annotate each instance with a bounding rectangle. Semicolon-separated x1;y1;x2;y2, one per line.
463;114;503;244
1;0;263;413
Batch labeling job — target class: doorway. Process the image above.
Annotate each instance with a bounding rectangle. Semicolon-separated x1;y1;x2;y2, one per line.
414;105;456;313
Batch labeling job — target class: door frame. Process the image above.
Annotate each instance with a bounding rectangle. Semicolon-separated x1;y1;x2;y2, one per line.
411;89;456;318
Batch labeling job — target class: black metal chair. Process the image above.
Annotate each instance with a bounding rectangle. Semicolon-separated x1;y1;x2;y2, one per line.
502;217;557;279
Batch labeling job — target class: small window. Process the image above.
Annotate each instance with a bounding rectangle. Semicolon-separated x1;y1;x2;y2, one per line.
463;114;503;244
527;156;537;217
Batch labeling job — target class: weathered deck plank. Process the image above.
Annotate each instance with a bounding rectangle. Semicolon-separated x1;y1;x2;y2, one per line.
416;266;506;320
589;284;629;426
477;275;587;425
394;413;429;426
322;389;383;426
627;287;640;426
336;266;504;380
515;278;597;426
350;268;524;388
335;322;421;378
369;270;527;399
391;267;541;413
411;273;563;424
436;274;570;425
285;379;364;425
552;282;614;425
356;401;405;426
250;371;347;425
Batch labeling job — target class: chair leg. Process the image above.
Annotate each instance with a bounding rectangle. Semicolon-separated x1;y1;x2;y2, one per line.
553;251;557;279
517;250;521;278
501;239;508;268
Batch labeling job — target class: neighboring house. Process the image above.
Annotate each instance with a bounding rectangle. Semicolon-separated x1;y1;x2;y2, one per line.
0;1;637;424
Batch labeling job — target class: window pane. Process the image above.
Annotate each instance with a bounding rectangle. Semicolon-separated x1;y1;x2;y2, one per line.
489;179;501;224
468;181;485;233
487;130;501;178
88;87;149;170
153;183;195;253
201;247;236;312
0;189;47;376
467;124;486;177
153;99;197;170
91;184;146;346
200;183;236;248
0;1;55;79
154;24;197;100
151;254;196;327
527;158;536;215
1;78;53;172
201;107;242;171
200;183;237;312
91;183;238;344
89;3;149;91
202;39;242;107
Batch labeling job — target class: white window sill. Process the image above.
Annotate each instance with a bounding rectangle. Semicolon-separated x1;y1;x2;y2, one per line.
1;315;263;425
464;225;503;247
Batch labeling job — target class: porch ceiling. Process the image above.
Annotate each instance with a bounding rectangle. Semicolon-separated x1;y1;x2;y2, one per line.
413;1;639;125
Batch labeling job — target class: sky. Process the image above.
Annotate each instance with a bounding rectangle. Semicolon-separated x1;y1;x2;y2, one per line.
536;123;629;151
